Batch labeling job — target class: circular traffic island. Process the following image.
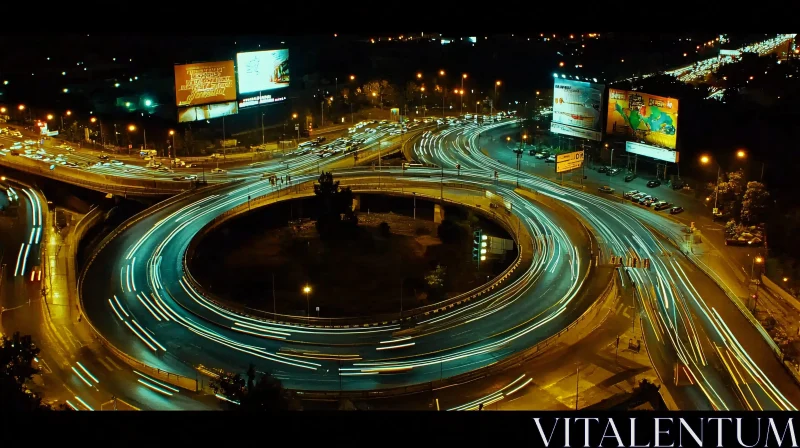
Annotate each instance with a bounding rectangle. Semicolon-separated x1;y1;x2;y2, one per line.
189;194;515;318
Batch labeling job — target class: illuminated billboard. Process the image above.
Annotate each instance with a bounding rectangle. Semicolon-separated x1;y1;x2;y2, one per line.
177;101;238;123
607;89;679;150
174;60;236;107
236;49;290;95
551;79;605;141
625;141;679;163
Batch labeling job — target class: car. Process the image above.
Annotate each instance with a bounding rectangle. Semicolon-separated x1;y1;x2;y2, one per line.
545;155;556;163
65;162;78;167
111;160;124;166
671;179;685;190
597;166;609;173
606;168;620;176
623;190;640;199
598;186;615;194
210;168;226;174
631;193;646;201
670;206;684;215
188;163;200;168
654;201;671;211
643;197;659;207
172;176;184;181
647;179;661;188
637;195;652;204
624;173;637;182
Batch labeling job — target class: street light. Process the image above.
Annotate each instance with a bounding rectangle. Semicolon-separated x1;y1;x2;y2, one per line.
90;117;97;124
0;107;6;114
417;73;422;79
46;114;53;121
350;75;355;81
303;285;312;322
439;70;445;76
460;74;468;116
168;130;175;159
493;81;501;116
736;149;746;159
700;155;722;211
18;104;25;111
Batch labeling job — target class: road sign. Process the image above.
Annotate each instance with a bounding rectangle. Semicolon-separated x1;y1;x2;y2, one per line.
295;125;299;131
556;150;585;164
556;150;585;174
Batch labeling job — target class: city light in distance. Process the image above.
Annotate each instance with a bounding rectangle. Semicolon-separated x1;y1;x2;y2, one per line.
128;124;136;132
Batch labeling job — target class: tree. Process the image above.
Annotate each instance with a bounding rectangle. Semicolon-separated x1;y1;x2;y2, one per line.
724;219;737;236
210;364;291;411
425;264;447;288
741;181;770;224
362;80;396;110
313;172;357;239
0;332;50;411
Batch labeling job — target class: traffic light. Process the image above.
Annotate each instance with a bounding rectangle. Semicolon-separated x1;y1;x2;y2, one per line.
472;230;483;261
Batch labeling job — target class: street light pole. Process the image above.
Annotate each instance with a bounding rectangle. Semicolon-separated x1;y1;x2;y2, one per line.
714;165;721;211
261;112;265;146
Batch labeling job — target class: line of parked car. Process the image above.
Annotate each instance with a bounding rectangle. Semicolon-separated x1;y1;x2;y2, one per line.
623;189;684;214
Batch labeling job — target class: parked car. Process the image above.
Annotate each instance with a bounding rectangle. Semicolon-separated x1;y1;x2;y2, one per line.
654;201;671;211
631;193;646;201
545;155;556;163
670;206;685;215
598;186;615;194
624;173;637;182
671;179;686;190
606;168;620;176
624;190;640;199
643;197;659;207
647;179;661;188
638;195;652;205
597;166;609;173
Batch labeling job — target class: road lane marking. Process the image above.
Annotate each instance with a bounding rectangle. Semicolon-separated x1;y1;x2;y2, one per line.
96;357;114;372
104;356;123;370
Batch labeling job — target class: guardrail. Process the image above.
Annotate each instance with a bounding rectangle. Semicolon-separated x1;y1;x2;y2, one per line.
290;268;615;400
181;178;530;329
76;179;245;392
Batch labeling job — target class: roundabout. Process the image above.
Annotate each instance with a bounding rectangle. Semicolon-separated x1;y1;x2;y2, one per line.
79;168;599;395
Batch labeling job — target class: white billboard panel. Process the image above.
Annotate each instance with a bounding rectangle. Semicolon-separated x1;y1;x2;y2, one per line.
236;49;290;95
550;122;602;141
625;141;680;163
551;78;605;142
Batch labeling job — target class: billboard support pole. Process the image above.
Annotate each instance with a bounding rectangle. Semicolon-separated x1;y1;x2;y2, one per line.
222;116;226;161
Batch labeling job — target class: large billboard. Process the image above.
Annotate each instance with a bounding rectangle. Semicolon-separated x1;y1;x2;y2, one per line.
177;101;238;123
625;141;679;163
607;89;679;150
551;79;605;141
174;60;236;107
236;49;290;95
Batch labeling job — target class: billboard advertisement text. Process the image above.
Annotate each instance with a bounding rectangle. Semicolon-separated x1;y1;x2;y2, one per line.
174;61;236;107
625;141;679;163
178;101;238;123
551;79;605;142
236;49;290;95
607;89;679;150
550;122;601;141
238;93;288;109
